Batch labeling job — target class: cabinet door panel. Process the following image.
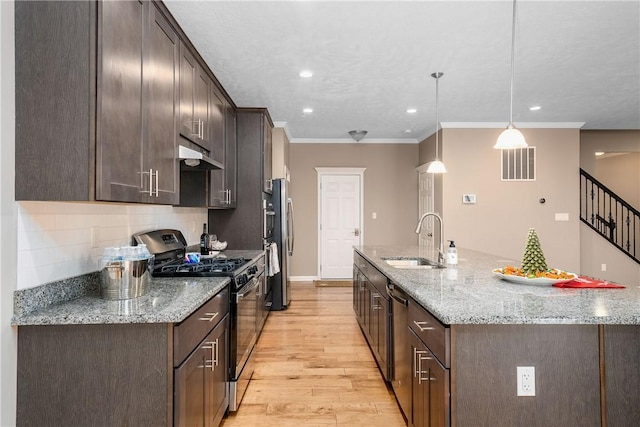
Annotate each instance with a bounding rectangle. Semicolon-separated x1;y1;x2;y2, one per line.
429;357;450;427
411;329;429;427
179;44;197;140
146;4;179;204
210;86;225;163
211;316;230;427
194;70;211;150
225;105;237;207
208;88;226;207
263;118;273;193
96;0;145;202
174;344;207;427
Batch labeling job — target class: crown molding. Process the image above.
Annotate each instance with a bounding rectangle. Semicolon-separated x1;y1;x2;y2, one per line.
272;121;292;140
290;138;419;144
440;122;586;129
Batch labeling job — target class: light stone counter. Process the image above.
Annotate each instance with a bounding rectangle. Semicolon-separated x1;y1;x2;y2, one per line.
355;245;640;325
12;250;264;326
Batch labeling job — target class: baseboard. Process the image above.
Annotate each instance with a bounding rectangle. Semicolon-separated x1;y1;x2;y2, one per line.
290;276;319;282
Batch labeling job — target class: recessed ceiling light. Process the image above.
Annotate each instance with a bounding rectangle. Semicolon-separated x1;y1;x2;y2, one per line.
403;129;412;133
595;151;605;156
303;108;313;113
299;70;313;78
529;105;542;111
406;108;417;114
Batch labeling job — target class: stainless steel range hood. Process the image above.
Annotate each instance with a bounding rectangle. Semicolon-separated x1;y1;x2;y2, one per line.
178;145;223;171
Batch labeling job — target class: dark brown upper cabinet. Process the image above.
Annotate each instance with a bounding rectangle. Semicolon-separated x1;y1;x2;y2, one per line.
209;100;237;208
15;0;179;204
178;42;225;162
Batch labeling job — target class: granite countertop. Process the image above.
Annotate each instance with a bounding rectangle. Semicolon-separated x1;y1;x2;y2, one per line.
12;250;264;326
355;245;640;325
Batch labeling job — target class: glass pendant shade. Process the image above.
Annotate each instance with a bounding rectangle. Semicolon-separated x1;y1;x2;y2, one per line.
495;0;528;150
494;125;527;149
427;160;447;174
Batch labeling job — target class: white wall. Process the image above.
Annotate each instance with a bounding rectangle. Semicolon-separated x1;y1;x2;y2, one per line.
1;2;207;423
1;1;17;424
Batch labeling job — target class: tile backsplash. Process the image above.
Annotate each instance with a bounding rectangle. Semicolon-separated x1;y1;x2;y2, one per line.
17;201;207;290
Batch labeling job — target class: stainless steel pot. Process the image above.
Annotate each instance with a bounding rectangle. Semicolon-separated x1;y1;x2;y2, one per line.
100;258;151;300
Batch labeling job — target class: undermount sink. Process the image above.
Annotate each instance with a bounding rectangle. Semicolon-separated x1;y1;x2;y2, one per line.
382;257;445;269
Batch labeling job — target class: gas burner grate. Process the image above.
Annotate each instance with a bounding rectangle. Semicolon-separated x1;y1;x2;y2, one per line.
152;257;250;277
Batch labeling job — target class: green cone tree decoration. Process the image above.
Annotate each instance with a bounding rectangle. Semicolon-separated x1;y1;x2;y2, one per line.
521;228;548;275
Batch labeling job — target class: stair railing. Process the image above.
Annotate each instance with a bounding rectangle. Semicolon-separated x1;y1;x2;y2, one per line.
580;168;640;265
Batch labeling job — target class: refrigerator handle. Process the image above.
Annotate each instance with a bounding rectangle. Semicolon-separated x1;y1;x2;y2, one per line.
287;198;295;256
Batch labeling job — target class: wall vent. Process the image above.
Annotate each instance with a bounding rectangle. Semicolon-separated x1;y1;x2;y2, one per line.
501;147;536;181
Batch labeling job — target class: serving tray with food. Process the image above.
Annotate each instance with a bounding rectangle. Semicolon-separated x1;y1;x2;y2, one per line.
494;228;577;286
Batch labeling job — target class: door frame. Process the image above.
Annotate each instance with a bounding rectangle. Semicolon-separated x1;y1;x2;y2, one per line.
315;167;366;279
416;162;437;251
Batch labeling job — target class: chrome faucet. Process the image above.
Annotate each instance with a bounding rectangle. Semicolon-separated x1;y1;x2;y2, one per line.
415;212;445;265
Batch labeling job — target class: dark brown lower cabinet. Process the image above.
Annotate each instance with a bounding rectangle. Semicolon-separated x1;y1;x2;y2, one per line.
410;329;450;427
175;315;229;427
17;286;229;427
602;325;640;426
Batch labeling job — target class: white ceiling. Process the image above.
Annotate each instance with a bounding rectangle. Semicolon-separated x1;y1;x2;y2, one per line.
164;0;640;143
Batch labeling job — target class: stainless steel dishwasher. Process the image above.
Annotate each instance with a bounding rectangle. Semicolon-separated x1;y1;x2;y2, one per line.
387;281;411;421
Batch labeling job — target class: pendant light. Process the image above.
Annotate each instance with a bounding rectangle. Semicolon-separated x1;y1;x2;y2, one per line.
427;72;447;174
494;0;528;149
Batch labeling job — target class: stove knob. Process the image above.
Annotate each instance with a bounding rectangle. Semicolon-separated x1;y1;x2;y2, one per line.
249;266;257;275
237;274;248;286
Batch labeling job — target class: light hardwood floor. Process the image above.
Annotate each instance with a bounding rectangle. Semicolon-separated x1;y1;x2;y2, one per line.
221;281;406;427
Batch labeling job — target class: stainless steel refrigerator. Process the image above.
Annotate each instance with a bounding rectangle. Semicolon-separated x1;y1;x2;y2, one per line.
271;178;294;310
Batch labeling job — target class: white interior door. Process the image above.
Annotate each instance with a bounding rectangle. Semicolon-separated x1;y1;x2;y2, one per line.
319;174;362;279
417;164;435;251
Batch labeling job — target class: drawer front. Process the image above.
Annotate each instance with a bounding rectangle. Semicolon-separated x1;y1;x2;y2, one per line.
409;299;450;368
354;251;388;296
354;251;367;271
174;286;229;366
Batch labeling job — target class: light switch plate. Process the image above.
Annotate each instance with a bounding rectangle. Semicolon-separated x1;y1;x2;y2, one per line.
462;194;476;204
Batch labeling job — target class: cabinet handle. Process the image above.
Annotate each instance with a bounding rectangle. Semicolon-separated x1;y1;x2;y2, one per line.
190;120;201;139
414;348;428;378
213;338;219;368
153;169;159;197
139;169;155;195
413;320;435;331
202;340;216;371
226;189;232;204
418;353;432;384
199;312;219;322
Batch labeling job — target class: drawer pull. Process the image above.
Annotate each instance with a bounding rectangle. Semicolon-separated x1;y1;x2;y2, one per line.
199;312;219;322
413;320;435;331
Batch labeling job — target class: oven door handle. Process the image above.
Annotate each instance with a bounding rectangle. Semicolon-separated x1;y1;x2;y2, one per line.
236;277;260;303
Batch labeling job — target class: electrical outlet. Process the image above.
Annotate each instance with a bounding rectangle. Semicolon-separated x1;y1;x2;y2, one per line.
517;366;535;396
90;226;99;249
601;263;607;272
372;212;377;219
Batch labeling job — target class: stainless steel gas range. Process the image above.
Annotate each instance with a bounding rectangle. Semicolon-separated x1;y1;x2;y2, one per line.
133;229;267;412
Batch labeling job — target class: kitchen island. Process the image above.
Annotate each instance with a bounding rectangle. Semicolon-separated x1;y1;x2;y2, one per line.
354;245;640;427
